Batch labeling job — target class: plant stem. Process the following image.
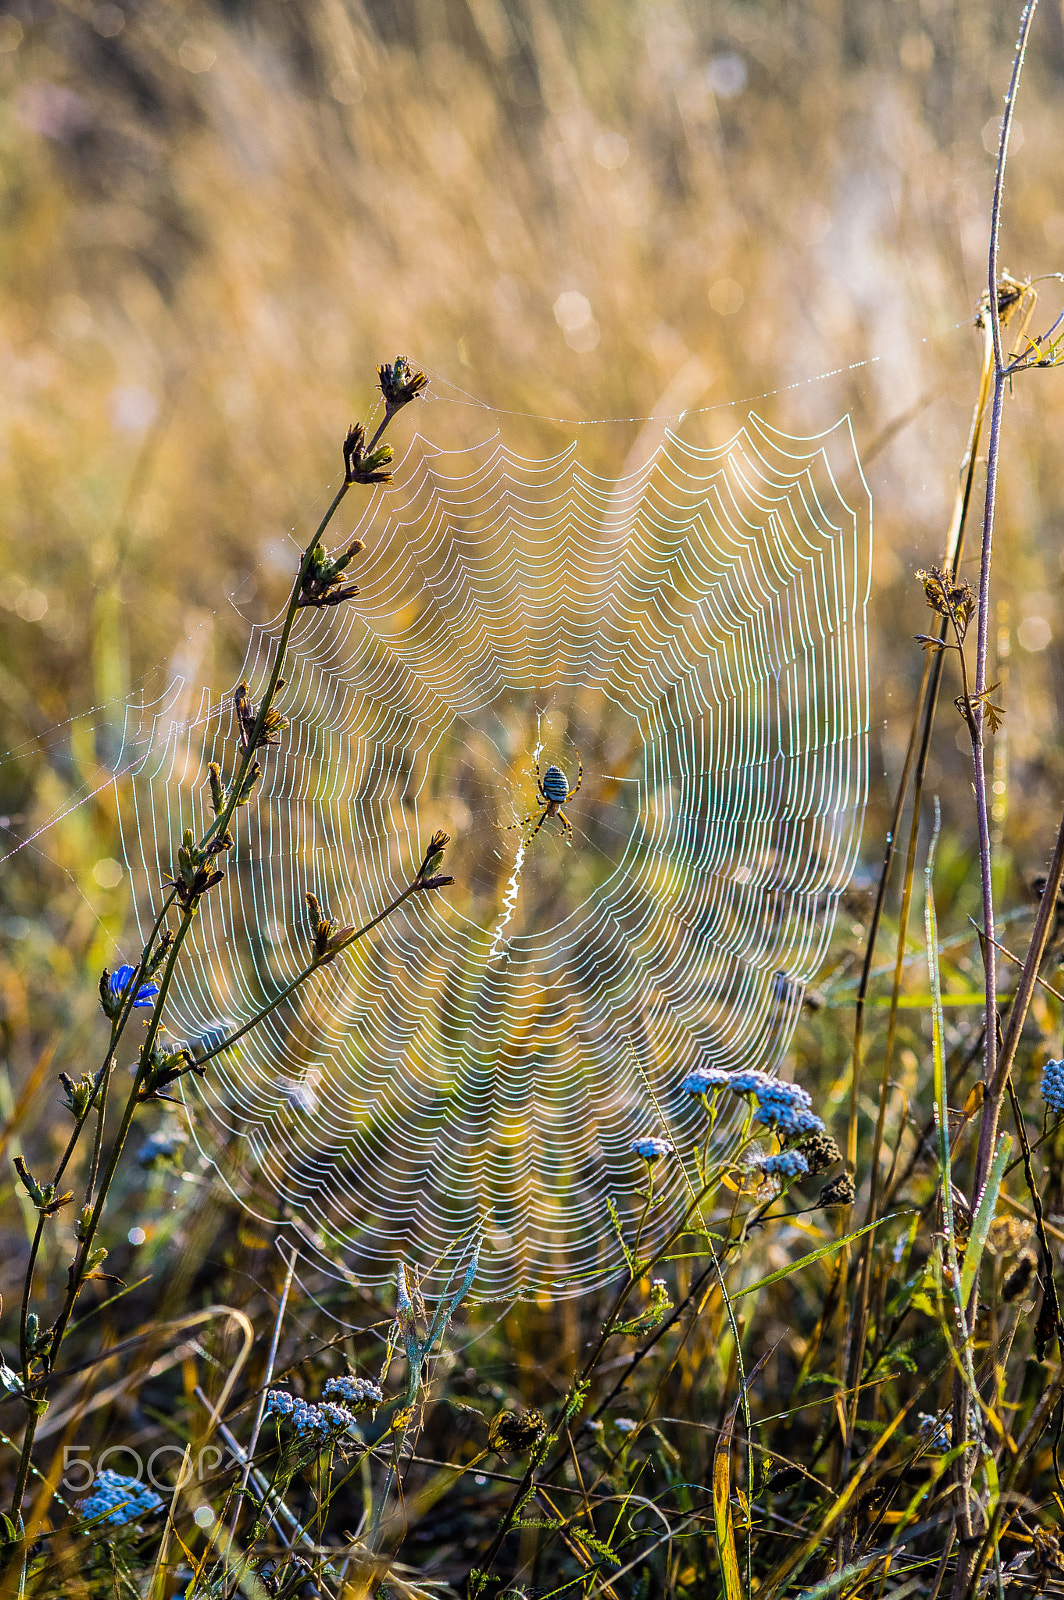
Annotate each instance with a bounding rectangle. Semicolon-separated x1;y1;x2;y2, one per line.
473;1165;737;1590
7;431;377;1531
231;480;350;803
968;0;1040;1210
188;882;425;1070
969;365;1003;1121
842;319;993;1457
950;9;1039;1591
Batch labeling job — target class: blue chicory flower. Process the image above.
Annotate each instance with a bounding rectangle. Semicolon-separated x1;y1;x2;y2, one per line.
101;964;159;1019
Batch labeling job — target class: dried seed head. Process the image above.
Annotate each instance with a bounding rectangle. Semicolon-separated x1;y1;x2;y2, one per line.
915;565;975;637
59;1072;96;1121
234;682;289;755
487;1409;545;1456
1032;1524;1064;1581
295;539;364;610
797;1129;841;1175
819;1172;855;1208
975;273;1029;332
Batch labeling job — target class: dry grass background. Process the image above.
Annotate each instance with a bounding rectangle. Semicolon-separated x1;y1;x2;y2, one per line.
4;2;1064;1595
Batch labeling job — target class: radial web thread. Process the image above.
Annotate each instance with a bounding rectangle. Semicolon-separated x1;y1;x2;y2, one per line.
118;414;871;1298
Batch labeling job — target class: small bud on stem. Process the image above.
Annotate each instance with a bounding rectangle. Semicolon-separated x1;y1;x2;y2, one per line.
343;423;394;485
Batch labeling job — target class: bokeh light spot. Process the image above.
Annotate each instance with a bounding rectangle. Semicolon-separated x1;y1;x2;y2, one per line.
1018;615;1051;652
709;278;745;315
93;857;124;889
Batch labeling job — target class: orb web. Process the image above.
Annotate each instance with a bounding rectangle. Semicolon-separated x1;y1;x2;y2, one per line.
119;413;870;1298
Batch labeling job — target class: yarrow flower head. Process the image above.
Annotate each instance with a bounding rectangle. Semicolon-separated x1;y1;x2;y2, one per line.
751;1149;809;1181
727;1070;775;1096
265;1390;357;1444
78;1469;164;1528
322;1375;383;1412
631;1136;674;1163
754;1103;826;1140
757;1080;813;1112
99;964;159;1020
916;1411;951;1452
681;1067;732;1096
1042;1059;1064;1114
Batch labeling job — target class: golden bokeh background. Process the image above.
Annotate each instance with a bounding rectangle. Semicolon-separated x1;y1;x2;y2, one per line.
3;0;1064;1288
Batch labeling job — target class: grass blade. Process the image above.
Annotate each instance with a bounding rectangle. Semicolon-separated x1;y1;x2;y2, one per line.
732;1217;900;1302
712;1392;743;1600
960;1131;1012;1308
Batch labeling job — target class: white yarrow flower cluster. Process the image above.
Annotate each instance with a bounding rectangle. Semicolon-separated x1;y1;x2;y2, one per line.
1042;1059;1064;1114
680;1067;733;1095
78;1469;164;1528
681;1067;827;1142
750;1148;809;1180
916;1411;951;1451
630;1136;674;1162
265;1389;358;1442
322;1375;383;1412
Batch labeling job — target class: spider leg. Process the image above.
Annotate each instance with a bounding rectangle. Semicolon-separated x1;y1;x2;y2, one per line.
567;750;583;800
507;815;534;831
528;807;551;839
557;808;573;846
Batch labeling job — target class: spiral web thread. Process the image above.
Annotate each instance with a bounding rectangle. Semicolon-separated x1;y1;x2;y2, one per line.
118;413;870;1298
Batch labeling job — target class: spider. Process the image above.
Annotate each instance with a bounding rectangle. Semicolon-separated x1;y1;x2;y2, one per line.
512;753;583;845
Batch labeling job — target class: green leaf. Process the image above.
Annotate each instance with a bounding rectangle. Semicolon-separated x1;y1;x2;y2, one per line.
0;1362;24;1397
713;1344;774;1600
713;1383;744;1600
571;1528;621;1564
732;1216;902;1302
605;1194;634;1270
960;1132;1013;1307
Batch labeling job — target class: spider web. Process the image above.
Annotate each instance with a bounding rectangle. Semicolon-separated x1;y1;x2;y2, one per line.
117;411;870;1298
